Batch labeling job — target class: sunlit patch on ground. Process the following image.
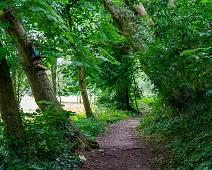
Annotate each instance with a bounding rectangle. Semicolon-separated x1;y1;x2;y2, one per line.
20;95;85;113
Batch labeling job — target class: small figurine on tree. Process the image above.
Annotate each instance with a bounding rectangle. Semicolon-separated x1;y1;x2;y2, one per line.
30;42;48;70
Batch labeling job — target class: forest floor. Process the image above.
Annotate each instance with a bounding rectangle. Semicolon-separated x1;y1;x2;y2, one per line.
78;118;156;170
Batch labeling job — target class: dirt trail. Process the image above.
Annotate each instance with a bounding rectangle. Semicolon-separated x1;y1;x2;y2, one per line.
79;118;155;170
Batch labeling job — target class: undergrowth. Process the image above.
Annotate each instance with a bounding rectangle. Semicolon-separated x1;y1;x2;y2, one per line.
138;97;212;169
0;104;80;170
72;105;137;139
0;104;136;169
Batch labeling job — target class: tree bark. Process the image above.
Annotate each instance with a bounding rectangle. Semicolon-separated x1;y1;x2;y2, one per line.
57;72;62;103
133;2;154;26
3;7;61;111
78;66;92;117
124;0;154;26
168;0;176;8
125;87;132;111
11;67;17;99
51;61;57;95
65;4;93;118
103;0;150;75
2;7;98;150
133;76;139;113
103;0;139;47
0;56;28;146
103;0;187;108
17;70;22;106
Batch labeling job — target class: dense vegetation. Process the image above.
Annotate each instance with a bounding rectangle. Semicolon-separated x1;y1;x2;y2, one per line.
0;0;211;169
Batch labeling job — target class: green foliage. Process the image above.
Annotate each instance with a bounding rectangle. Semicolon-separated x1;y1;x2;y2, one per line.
96;43;141;110
136;2;212;167
0;105;80;170
93;106;136;123
73;116;106;140
140;0;212;108
138;98;212;169
0;104;136;169
1;0;211;169
72;106;136;139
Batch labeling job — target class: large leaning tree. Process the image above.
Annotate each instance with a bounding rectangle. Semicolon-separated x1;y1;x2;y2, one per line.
0;3;98;150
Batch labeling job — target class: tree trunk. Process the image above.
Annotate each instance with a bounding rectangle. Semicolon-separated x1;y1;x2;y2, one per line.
2;7;98;150
103;0;142;51
78;66;92;117
133;76;139;113
134;2;154;26
89;90;92;105
11;68;17;98
124;0;154;26
51;61;57;95
3;8;60;111
125;87;131;111
17;70;22;106
57;72;62;103
65;5;93;118
168;0;176;8
102;0;149;75
0;56;28;146
103;0;183;108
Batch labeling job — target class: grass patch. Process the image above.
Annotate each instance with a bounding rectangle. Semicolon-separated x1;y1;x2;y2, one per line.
72;105;137;139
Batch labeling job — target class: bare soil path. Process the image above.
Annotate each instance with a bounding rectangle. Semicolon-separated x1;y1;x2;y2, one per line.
79;118;156;170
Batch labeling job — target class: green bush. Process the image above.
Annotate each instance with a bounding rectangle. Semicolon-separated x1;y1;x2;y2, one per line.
74;117;106;140
73;105;136;139
0;104;80;170
138;98;212;169
0;104;136;170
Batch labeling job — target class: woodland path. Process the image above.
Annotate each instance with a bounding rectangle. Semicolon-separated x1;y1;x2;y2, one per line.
79;118;156;170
